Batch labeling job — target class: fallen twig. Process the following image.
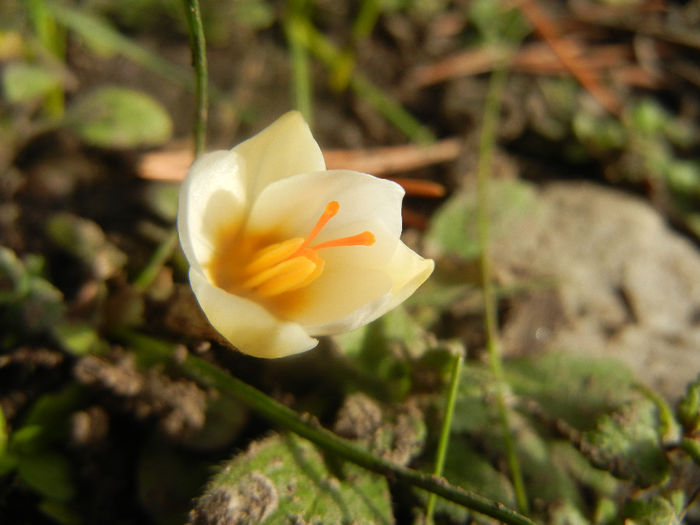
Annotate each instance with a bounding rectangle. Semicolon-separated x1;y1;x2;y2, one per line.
138;139;457;198
513;0;622;115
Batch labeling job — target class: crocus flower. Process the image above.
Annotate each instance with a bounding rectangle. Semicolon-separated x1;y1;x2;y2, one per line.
177;111;434;358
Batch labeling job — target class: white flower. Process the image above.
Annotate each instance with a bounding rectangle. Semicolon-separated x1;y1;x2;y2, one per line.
177;111;434;358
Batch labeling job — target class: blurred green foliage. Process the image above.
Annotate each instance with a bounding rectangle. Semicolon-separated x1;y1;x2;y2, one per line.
0;247;65;346
68;86;173;148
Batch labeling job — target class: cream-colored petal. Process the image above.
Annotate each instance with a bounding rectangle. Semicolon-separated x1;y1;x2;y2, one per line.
305;291;393;336
379;240;435;314
246;170;404;243
289;265;394;335
234;111;326;201
295;239;432;334
246;172;421;333
267;219;398;333
301;241;432;335
189;269;318;358
177;150;247;272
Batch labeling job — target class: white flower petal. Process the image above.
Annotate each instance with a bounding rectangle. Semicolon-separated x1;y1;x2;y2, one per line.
177;150;247;271
246;170;404;243
380;240;435;314
189;269;318;358
288;237;433;334
287;266;394;335
234;111;326;201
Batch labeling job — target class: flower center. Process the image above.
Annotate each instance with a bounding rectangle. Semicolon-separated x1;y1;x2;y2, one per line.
210;201;375;299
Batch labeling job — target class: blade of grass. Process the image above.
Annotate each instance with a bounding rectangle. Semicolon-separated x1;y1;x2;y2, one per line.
182;0;208;156
329;0;381;90
284;0;313;124
514;0;621;115
133;0;208;290
26;0;65;119
293;17;434;144
132;229;179;291
47;4;192;90
476;60;529;512
425;347;464;524
114;329;536;525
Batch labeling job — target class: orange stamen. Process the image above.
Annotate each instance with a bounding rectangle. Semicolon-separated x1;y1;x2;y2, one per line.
311;231;375;251
300;200;340;250
217;200;376;299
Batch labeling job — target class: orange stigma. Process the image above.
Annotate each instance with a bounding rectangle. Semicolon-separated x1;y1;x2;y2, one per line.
295;201;375;254
300;200;340;249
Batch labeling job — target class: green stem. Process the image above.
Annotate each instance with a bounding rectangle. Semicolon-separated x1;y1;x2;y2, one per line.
285;0;313;124
132;229;179;291
115;330;535;525
426;348;464;523
329;0;380;91
132;0;207;289
352;0;381;40
476;63;528;512
182;0;208;156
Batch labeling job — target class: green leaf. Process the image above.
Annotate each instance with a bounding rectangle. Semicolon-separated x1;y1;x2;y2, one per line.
45;212;127;279
2;61;62;104
507;352;639;430
451;365;496;434
549;504;590;525
581;399;669;487
0;452;18;476
48;4;190;88
53;322;105;356
38;500;81;525
573;111;626;153
11;385;85;453
0;247;65;341
548;441;618;498
681;437;700;466
333;309;421;401
425;179;537;260
231;0;275;30
0;407;16;476
468;0;531;44
665;160;700;198
425;438;515;522
629;99;669;136
68;86;172;148
191;433;393;524
17;452;75;502
516;424;584;509
621;494;683;525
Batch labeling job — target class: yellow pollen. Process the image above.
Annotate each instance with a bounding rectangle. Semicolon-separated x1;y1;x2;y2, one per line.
212;201;375;300
243;237;305;276
242;253;324;297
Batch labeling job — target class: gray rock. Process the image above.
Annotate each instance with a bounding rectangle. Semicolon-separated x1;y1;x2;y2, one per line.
495;182;700;400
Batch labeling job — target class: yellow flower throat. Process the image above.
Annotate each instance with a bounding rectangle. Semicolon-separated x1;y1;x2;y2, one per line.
210;201;375;300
